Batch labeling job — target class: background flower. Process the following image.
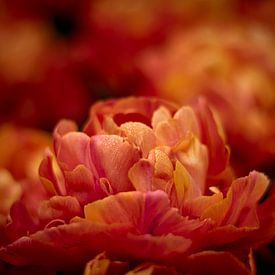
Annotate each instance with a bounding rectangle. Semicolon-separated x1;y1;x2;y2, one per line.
140;21;275;178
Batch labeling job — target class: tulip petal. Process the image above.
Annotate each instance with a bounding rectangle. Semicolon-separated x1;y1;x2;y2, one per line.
54;132;92;172
202;171;269;227
128;160;154;192
120;122;156;157
173;135;208;195
54;119;78;138
90;135;140;192
84;191;210;239
63;165;107;206
151;106;172;129
37;196;82;226
84;191;182;235
0;221;131;268
129;149;174;194
0;220;191;270
39;149;66;196
194;97;230;175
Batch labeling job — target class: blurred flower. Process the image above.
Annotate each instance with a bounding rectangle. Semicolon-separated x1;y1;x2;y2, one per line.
0;0;250;129
0;124;51;245
0;0;156;129
140;22;275;178
0;97;273;274
0;124;50;180
235;0;275;30
0;170;21;229
0;1;92;129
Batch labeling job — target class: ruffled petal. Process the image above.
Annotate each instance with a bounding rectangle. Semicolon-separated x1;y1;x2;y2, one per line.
37;196;82;226
202;171;269;227
0;220;190;270
84;191;210;239
84;97;178;135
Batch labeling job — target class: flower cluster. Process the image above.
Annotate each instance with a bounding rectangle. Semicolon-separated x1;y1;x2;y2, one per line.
0;97;273;274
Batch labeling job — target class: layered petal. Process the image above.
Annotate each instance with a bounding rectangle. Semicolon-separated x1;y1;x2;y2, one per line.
202;171;269;227
84;190;210;238
40;124;141;205
0;219;191;270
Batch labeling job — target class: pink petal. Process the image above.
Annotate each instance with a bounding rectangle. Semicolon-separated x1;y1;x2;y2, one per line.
54;132;92;172
63;165;107;206
129;149;174;193
54;119;78;138
90;135;140;192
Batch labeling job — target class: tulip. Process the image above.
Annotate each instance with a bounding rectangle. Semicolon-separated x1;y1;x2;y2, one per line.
0;97;273;274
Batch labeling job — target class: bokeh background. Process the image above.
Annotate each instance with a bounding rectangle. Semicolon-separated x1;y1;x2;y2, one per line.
0;0;274;273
